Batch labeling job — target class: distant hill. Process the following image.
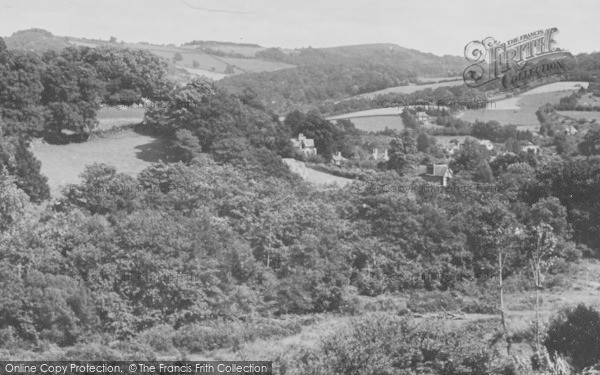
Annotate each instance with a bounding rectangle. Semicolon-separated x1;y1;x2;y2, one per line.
2;29;293;80
308;44;466;75
219;43;469;113
4;29;71;52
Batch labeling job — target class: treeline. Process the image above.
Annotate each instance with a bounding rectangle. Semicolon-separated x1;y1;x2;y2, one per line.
554;88;600;111
0;37;170;142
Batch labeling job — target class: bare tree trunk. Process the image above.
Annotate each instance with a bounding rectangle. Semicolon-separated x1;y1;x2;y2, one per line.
535;268;541;358
499;252;511;355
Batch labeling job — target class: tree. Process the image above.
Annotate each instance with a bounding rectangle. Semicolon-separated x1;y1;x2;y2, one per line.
473;159;494;183
173;52;183;62
224;64;235;74
416;132;432;152
466;200;522;355
545;304;600;370
527;223;557;362
578;127;600;155
61;163;140;215
449;138;488;174
386;138;409;175
0;171;28;231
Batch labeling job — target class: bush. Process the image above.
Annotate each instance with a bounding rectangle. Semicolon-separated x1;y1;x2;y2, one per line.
137;324;176;353
172;318;304;353
545;304;600;370
303;313;525;375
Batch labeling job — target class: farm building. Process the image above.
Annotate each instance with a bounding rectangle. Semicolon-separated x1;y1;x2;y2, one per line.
291;133;317;156
414;163;453;187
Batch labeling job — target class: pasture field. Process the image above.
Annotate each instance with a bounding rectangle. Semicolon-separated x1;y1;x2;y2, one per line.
95;106;146;132
219;56;294;73
349;80;466;100
458;86;586;128
458;109;539;127
328;107;403;119
520;81;589;95
557;110;600;122
282;159;353;187
575;92;600;106
67;38;292;75
346;116;405;132
183;67;229;80
32;130;170;197
416;76;462;83
179;44;267;57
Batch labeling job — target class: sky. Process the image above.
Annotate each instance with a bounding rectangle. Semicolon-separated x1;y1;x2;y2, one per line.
0;0;599;56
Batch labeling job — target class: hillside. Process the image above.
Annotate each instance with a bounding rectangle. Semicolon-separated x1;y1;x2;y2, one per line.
318;43;466;76
218;43;469;113
3;28;71;52
3;29;295;81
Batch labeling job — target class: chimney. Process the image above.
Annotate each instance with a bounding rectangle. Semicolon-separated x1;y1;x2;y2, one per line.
372;148;378;159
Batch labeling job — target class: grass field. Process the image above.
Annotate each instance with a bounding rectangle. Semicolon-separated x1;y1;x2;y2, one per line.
183;67;229;80
179;44;267;58
416;76;462;83
96;106;146;132
219;56;294;73
575;92;600;106
328;107;404;120
350;80;466;100
520;81;589;95
32;130;169;196
346;116;406;132
67;38;293;76
557;111;600;122
458;85;588;129
283;159;353;187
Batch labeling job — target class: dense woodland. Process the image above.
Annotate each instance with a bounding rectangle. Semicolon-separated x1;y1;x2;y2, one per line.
220;45;467;114
3;35;600;372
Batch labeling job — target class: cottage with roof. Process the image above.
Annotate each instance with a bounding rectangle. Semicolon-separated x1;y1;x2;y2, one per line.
414;163;453;187
523;142;541;154
291;133;317;156
372;148;389;162
477;139;494;151
331;151;347;166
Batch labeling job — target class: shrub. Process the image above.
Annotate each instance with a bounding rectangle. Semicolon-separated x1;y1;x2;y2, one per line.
172;318;304;353
137;324;176;353
545;304;600;370
311;313;522;375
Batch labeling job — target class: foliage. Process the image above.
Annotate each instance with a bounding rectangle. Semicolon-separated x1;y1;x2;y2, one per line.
545;304;600;370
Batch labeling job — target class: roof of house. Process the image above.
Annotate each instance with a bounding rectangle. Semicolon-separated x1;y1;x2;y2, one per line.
414;164;451;177
431;164;451;176
291;134;315;148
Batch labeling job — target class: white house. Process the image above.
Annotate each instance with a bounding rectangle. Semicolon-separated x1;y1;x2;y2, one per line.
291;133;317;156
